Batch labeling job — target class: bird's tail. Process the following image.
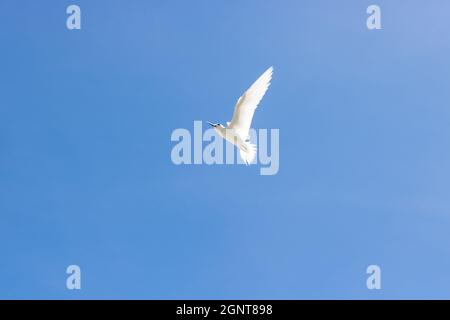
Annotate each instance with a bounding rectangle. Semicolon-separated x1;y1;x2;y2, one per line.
239;142;257;165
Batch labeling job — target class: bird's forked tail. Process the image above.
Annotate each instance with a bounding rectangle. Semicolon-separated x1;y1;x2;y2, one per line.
239;141;257;165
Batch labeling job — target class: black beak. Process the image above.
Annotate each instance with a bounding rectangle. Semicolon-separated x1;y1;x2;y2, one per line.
207;121;215;127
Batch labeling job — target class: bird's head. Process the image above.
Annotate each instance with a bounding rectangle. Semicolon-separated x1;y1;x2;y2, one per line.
207;121;223;128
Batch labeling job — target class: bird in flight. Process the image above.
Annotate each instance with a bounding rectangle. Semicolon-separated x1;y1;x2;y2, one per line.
207;66;273;165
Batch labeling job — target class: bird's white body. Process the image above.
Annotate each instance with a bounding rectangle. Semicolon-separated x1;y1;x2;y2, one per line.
208;66;273;165
213;125;255;162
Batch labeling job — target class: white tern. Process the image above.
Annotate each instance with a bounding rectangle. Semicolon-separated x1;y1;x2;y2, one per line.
207;66;273;165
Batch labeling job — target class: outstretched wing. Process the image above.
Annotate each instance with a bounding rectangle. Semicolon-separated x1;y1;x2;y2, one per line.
228;67;273;140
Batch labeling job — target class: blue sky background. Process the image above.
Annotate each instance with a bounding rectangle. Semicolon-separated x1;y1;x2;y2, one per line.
1;0;450;299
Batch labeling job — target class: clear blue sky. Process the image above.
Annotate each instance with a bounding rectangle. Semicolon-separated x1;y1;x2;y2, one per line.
1;0;450;299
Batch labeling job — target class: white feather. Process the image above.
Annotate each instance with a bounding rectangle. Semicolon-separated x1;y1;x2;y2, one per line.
227;67;273;140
